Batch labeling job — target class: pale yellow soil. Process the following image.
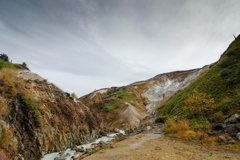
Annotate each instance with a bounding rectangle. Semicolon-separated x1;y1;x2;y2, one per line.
84;133;240;160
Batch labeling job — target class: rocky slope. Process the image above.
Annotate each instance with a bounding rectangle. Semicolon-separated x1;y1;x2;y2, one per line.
80;65;208;130
0;69;104;160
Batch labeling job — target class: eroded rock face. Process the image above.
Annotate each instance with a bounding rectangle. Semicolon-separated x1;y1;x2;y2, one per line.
1;70;103;159
80;66;208;129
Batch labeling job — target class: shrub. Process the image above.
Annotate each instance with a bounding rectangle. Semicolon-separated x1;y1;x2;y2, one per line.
189;118;212;130
0;54;9;62
22;98;42;127
220;70;230;77
211;111;225;123
220;60;231;68
71;93;77;99
236;88;240;97
227;77;239;86
227;50;235;56
183;90;215;119
155;116;169;123
163;119;190;135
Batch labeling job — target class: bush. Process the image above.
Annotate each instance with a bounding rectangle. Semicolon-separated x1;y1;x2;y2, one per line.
70;93;77;99
227;77;239;86
227;50;235;56
220;70;230;77
211;111;225;123
22;98;42;127
163;119;190;138
0;54;9;62
155;116;168;123
183;90;215;119
189;119;211;130
220;60;231;68
235;88;240;97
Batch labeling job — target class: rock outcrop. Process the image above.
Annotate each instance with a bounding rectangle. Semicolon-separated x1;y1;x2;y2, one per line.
0;70;103;159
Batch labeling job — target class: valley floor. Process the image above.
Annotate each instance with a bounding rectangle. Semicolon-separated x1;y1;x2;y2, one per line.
84;132;240;160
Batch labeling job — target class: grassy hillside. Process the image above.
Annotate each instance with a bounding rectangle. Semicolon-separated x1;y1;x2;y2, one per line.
0;59;28;70
158;35;240;123
102;87;132;110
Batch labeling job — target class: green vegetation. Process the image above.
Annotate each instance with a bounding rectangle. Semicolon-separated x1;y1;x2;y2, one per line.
155;116;169;123
0;54;29;70
88;146;108;156
158;35;240;128
22;98;42;127
103;87;132;110
0;59;22;70
0;53;9;62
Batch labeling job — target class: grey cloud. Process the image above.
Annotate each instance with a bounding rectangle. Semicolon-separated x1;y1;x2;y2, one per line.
0;0;240;96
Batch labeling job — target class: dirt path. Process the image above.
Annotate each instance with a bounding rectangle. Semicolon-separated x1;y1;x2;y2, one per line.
84;133;240;160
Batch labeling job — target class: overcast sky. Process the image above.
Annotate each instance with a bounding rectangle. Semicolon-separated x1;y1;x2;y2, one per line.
0;0;239;97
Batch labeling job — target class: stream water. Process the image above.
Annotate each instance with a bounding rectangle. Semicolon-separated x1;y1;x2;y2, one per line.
42;131;125;160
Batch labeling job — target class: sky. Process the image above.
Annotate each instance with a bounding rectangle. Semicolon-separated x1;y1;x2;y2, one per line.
0;0;240;97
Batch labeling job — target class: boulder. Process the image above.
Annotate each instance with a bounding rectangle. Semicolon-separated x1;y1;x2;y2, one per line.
59;151;65;156
71;145;77;150
98;140;107;147
228;114;240;124
212;123;226;130
54;154;70;160
236;132;240;140
114;128;120;133
228;139;236;144
216;130;225;136
225;114;240;124
225;124;239;137
236;123;240;130
110;145;115;148
74;147;84;152
217;136;227;143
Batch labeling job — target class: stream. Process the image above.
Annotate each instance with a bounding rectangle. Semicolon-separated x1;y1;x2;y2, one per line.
41;130;125;160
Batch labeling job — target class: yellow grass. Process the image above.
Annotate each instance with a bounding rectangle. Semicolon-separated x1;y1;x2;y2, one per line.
0;127;18;152
81;123;89;134
0;68;24;97
71;93;78;99
20;90;33;100
0;97;10;117
163;119;190;134
142;120;151;126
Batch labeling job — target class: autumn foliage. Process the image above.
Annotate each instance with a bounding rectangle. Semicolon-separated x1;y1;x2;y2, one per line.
183;90;215;118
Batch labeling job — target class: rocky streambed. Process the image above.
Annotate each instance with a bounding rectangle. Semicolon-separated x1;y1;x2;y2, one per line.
41;129;125;160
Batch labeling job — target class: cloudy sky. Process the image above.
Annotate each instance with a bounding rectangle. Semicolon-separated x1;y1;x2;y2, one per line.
0;0;239;97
